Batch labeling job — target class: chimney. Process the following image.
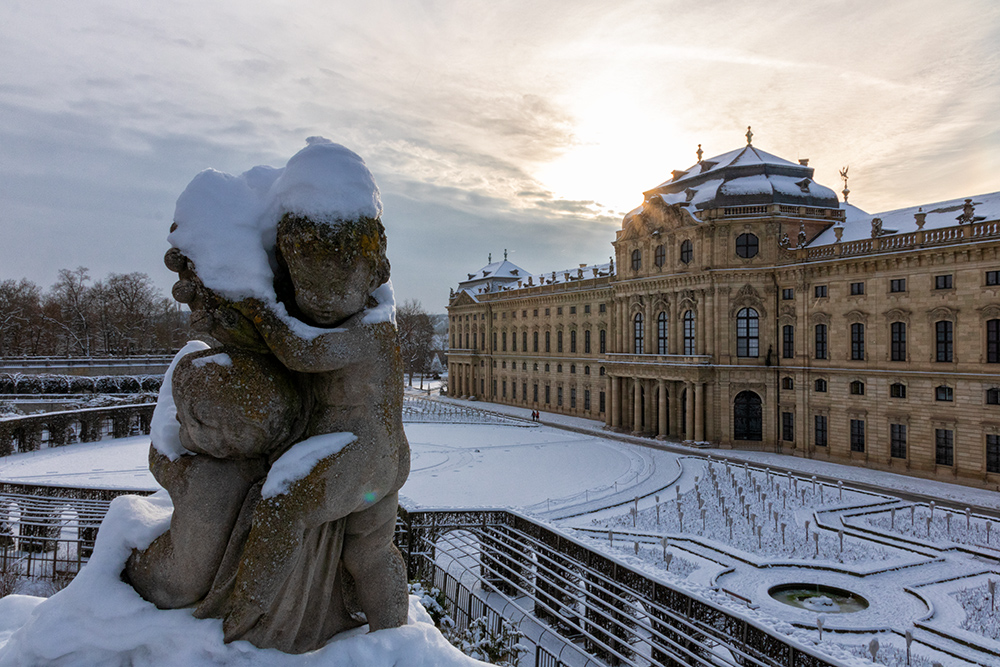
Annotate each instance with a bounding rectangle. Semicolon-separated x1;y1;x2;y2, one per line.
798;158;809;166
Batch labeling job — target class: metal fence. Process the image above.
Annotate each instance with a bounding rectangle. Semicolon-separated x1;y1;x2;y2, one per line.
0;492;116;580
396;507;838;667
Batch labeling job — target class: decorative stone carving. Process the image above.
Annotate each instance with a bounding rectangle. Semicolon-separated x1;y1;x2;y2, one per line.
125;140;410;654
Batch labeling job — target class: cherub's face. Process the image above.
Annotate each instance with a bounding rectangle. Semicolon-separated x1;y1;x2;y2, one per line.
283;247;375;326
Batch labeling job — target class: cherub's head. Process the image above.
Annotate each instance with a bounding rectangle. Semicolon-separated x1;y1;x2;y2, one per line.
172;348;304;460
275;213;390;327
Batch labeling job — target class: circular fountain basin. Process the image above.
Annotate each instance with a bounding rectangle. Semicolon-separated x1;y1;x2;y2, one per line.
768;584;869;613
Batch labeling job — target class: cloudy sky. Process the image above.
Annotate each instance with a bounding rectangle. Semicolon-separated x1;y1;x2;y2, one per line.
2;0;998;312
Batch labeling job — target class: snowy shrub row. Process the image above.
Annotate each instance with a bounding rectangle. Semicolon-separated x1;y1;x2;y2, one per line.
0;373;162;395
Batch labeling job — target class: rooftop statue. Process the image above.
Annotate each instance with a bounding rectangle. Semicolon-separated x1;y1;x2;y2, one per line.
125;138;410;653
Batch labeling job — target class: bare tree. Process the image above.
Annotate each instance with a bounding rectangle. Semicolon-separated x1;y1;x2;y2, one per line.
0;278;42;356
396;299;434;388
46;267;95;356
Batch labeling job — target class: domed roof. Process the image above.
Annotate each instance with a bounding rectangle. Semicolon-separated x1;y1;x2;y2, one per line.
642;145;840;211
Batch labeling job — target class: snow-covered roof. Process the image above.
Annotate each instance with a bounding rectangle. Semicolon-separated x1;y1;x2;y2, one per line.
456;260;615;298
809;191;1000;246
642;145;840;212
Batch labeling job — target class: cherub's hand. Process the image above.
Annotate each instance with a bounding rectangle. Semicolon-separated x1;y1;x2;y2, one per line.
164;247;268;351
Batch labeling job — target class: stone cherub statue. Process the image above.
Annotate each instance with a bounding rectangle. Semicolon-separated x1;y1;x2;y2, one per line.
125;139;410;654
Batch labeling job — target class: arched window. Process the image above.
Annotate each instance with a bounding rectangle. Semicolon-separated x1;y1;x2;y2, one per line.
631;249;641;271
657;311;668;354
633;312;644;354
850;380;865;395
890;322;906;361
736;307;759;357
781;377;794;390
988;319;1000;363
570;329;577;353
735;233;759;259
522;331;527;352
599;329;606;354
683;310;696;355
814;378;827;392
654;244;665;267
851;323;865;360
733;391;762;441
815;324;828;360
680;239;693;264
584;329;591;353
936;320;953;362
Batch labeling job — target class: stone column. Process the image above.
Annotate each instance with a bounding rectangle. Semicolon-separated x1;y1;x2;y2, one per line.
668;381;680;438
642;380;656;433
607;376;616;427
633;379;642;433
657;379;667;438
685;382;695;440
694;382;705;442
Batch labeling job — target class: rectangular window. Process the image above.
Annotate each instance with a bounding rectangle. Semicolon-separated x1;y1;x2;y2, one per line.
890;383;906;398
988;434;1000;474
599;303;606;313
890;278;907;293
851;282;865;295
987;271;1000;286
814;285;828;298
502;332;507;352
814;415;827;447
584;305;591;314
545;385;550;404
522;383;527;401
936;385;954;402
584;389;590;410
584;330;591;354
890;423;907;459
782;288;794;300
557;330;563;353
935;428;954;466
545;308;550;316
782;325;794;359
557;387;563;406
557;307;563;315
570;330;577;353
891;322;906;361
502;380;507;398
936;320;953;362
533;384;538;402
569;388;575;408
782;412;794;442
935;274;953;290
850;419;865;452
570;306;576;314
815;324;828;360
533;309;538;317
545;331;550;353
599;391;606;413
600;330;606;354
851;323;865;360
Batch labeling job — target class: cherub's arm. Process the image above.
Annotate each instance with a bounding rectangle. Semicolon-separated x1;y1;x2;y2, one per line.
234;298;371;373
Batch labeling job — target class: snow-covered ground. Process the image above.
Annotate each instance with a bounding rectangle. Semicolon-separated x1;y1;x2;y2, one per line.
2;395;999;666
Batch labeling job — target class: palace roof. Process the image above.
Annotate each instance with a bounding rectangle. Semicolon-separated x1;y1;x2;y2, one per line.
643;145;841;212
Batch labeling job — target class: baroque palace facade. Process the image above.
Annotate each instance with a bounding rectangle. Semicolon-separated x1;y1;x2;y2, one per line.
447;136;1000;488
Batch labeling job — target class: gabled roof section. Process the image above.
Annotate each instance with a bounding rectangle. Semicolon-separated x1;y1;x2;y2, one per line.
642;145;840;212
457;258;530;294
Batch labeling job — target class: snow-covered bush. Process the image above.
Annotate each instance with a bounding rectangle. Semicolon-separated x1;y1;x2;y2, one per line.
408;581;453;629
446;617;526;667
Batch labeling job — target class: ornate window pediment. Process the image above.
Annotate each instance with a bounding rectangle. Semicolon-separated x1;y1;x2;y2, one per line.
883;308;911;323
810;312;831;326
844;310;869;325
979;304;1000;320
927;306;958;323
